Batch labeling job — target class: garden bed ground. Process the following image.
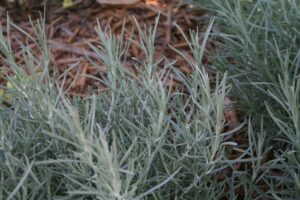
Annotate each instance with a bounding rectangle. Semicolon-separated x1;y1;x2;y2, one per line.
1;0;212;95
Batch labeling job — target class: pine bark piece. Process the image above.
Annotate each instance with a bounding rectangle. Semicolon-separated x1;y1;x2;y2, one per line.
96;0;141;5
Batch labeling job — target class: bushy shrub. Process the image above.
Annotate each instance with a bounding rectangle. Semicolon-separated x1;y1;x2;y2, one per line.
0;15;256;199
192;0;300;199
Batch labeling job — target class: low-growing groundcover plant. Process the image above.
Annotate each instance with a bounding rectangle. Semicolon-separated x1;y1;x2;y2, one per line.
1;1;299;199
192;0;300;199
0;14;264;199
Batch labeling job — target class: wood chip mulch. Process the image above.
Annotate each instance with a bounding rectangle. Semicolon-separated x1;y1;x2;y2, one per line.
0;0;213;96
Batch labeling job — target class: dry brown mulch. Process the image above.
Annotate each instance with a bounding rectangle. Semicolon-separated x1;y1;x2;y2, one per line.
0;0;213;96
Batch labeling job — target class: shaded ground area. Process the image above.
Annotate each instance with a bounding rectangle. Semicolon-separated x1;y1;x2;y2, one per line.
0;0;213;95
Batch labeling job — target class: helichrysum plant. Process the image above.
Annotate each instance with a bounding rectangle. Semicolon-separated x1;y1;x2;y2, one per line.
0;9;271;200
190;0;300;199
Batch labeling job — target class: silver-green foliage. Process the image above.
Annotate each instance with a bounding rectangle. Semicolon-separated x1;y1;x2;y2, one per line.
194;0;300;199
0;14;265;199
